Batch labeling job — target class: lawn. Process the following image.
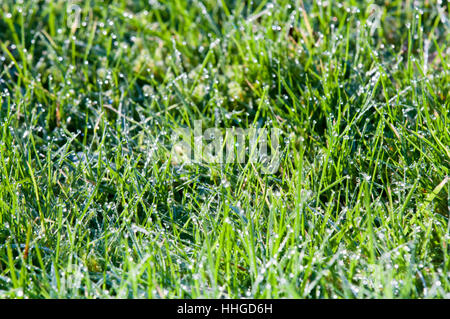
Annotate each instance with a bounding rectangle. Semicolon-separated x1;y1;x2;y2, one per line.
0;0;449;298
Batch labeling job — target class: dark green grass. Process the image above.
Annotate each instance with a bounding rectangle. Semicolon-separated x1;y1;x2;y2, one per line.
0;0;449;298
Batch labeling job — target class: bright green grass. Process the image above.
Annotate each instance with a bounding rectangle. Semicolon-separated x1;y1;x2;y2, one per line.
0;0;449;298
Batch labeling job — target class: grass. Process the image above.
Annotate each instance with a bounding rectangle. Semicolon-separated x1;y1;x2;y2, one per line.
0;0;449;298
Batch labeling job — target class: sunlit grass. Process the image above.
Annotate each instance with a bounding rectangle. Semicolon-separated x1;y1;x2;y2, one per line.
0;0;448;298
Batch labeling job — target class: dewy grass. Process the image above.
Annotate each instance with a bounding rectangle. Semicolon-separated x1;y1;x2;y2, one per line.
0;0;448;298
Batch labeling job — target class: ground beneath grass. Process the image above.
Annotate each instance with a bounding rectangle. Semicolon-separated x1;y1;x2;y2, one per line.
0;0;449;298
